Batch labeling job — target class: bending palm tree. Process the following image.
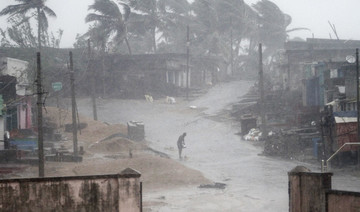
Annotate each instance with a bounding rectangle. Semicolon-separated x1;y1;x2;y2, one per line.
126;0;190;53
86;0;132;54
0;0;56;50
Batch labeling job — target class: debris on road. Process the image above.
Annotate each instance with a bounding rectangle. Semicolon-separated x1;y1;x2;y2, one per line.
199;182;227;189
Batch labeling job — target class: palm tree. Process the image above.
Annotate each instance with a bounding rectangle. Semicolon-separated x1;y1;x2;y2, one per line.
156;0;191;53
0;0;56;50
126;0;190;53
126;0;158;52
191;0;234;57
253;0;309;57
86;0;132;54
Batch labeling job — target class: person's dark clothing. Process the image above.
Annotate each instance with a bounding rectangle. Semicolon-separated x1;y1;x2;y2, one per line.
177;133;186;159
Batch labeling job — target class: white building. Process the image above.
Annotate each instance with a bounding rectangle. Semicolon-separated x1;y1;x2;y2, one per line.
1;57;30;96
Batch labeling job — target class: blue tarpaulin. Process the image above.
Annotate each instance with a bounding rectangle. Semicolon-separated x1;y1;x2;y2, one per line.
333;111;357;118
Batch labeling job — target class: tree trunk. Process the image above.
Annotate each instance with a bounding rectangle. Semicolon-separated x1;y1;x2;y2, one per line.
125;37;132;55
152;27;157;53
37;7;41;51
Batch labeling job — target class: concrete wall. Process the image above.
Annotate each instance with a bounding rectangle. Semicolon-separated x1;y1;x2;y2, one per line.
288;166;332;212
289;166;360;212
0;168;141;212
2;57;29;96
327;190;360;212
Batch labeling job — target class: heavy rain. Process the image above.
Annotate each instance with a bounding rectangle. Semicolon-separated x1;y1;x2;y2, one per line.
1;0;360;211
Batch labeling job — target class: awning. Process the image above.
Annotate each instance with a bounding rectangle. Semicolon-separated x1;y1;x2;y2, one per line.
334;116;357;123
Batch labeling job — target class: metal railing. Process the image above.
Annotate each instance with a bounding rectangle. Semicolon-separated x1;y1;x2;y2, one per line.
321;142;360;172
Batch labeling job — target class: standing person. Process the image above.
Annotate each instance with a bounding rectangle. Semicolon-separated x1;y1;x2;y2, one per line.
177;132;187;159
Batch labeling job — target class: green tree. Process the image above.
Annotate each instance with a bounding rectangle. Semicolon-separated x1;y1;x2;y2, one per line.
126;0;190;53
85;0;132;54
191;0;222;56
0;0;56;50
216;0;257;54
253;0;308;57
126;0;158;53
190;0;253;58
0;13;62;48
156;0;190;53
1;14;37;48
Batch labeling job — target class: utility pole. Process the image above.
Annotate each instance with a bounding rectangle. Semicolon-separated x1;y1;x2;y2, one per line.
230;17;234;76
36;52;44;177
186;25;190;100
287;54;291;90
259;43;267;140
356;48;360;167
88;39;98;121
69;52;78;157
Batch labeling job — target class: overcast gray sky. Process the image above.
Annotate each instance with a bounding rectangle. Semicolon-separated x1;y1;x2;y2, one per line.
1;0;360;47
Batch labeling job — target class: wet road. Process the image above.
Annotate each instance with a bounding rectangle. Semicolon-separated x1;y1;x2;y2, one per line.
77;80;360;211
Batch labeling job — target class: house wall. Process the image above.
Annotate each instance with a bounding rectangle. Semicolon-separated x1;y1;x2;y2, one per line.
345;68;357;99
0;168;141;212
105;54;226;97
285;38;360;93
302;63;328;107
335;122;357;151
2;58;29;96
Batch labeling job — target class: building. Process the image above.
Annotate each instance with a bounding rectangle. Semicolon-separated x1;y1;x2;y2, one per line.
0;57;33;147
92;53;227;98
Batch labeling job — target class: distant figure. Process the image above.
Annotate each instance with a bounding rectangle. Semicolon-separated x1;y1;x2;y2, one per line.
177;132;187;159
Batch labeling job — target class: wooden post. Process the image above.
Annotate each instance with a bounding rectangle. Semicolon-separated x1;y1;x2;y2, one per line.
70;52;78;156
36;52;44;177
140;181;143;212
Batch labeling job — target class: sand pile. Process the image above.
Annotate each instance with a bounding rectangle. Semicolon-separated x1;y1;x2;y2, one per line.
38;106;211;191
44;107;127;147
66;153;211;190
88;137;146;153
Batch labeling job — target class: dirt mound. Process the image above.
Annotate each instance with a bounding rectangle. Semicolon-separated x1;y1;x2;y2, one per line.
43;107;127;146
38;106;211;191
89;137;145;153
69;153;211;190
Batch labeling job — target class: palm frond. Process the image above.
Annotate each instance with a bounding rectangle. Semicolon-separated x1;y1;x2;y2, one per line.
286;27;310;33
38;10;49;30
86;0;131;53
85;13;114;24
43;6;56;17
0;4;32;16
119;3;131;21
89;0;120;17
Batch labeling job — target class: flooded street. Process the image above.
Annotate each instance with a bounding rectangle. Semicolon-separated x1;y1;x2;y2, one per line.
77;80;360;211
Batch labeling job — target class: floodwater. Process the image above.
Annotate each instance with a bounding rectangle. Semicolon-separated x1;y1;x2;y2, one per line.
77;80;360;211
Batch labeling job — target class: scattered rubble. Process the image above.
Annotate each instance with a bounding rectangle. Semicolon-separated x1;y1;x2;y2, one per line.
199;182;227;189
243;128;263;142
